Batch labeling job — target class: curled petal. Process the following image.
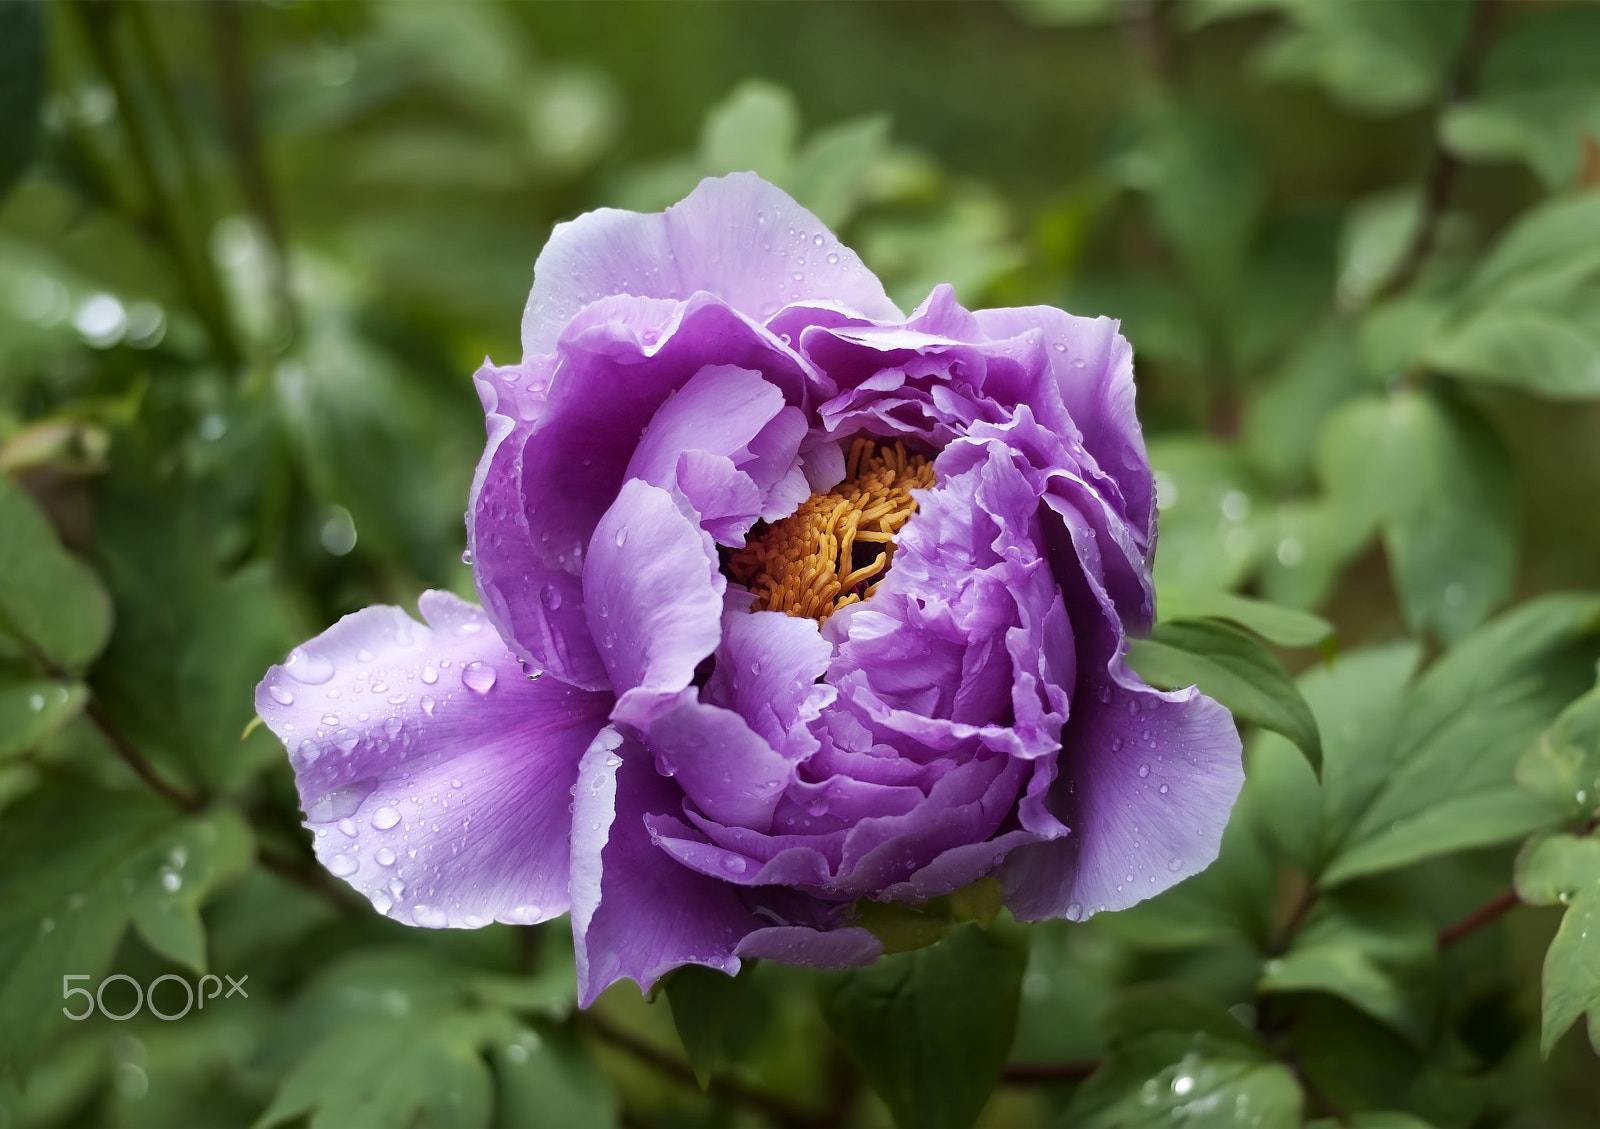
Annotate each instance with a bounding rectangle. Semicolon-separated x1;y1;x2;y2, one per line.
585;479;725;725
570;727;753;1006
254;591;612;927
521;172;900;358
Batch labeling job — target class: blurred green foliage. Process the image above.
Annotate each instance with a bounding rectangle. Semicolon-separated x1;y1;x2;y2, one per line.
3;0;1600;1126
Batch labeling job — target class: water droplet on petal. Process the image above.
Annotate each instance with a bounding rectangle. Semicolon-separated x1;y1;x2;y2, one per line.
540;585;562;611
462;661;497;694
376;846;396;866
372;806;401;830
421;665;438;685
356;649;374;663
1066;902;1084;921
329;854;357;877
269;684;294;705
1159;784;1169;794
461;549;474;565
421;696;436;716
284;646;335;685
337;818;358;837
1138;764;1150;778
722;855;748;875
1167;857;1183;872
614;526;627;548
321;713;340;727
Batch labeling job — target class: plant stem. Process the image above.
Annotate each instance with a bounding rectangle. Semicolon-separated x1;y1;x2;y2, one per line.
1438;888;1520;949
577;1009;841;1129
1002;1060;1099;1086
73;1;240;368
1377;0;1501;300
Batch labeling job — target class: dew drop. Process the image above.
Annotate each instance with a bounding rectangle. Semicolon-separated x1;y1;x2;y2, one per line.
1138;763;1150;778
357;648;374;663
284;646;335;685
321;713;340;727
722;855;749;875
421;665;439;685
329;854;358;877
462;661;497;694
1159;783;1169;795
1167;857;1183;872
422;696;436;716
269;684;294;706
540;585;562;611
337;818;358;837
1065;902;1084;921
614;526;628;547
376;846;397;867
372;806;401;830
461;549;474;565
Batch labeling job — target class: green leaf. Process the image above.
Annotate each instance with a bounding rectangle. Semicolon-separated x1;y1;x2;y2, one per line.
1440;6;1600;189
1304;644;1423;859
1127;618;1322;773
788;114;890;229
1517;668;1600;823
0;0;45;204
0;474;114;673
91;449;299;795
1252;0;1471;115
1149;437;1273;596
1317;390;1516;644
699;79;799;182
665;963;771;1087
1158;588;1333;649
1260;891;1437;1044
257;951;511;1129
491;1023;619;1129
1308;1114;1439;1129
1513;833;1600;1057
1112;103;1263;300
1321;595;1600;887
1068;985;1302;1129
1423;191;1600;398
0;781;252;1074
1242;323;1363;489
0;677;86;761
819;921;1028;1129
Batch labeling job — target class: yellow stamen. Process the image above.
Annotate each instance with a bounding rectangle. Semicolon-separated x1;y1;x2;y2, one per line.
728;438;935;623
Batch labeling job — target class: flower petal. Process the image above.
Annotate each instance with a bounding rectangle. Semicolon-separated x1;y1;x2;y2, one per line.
255;591;612;927
570;726;753;1006
585;479;725;724
521;172;899;357
735;925;882;967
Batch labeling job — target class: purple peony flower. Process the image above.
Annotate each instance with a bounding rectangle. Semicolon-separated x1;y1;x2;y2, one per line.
256;174;1243;1005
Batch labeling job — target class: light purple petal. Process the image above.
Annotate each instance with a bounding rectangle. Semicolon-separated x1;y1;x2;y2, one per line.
735;926;882;967
973;304;1152;547
570;726;753;1006
255;591;611;927
469;357;609;690
585;479;725;725
521;172;900;357
1001;676;1242;919
623;363;807;543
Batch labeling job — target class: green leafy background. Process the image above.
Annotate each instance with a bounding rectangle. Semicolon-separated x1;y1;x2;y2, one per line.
3;0;1600;1125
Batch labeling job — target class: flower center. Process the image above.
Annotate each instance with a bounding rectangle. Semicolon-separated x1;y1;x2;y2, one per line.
728;438;935;623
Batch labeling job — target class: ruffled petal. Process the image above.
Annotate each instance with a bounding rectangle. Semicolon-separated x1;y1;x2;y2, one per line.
584;479;725;725
469;358;609;690
623;363;807;543
255;591;612;927
735;925;882;967
521;172;900;357
1000;676;1242;919
570;727;753;1006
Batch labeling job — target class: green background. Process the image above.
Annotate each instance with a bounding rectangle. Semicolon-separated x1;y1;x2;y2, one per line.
3;0;1600;1125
